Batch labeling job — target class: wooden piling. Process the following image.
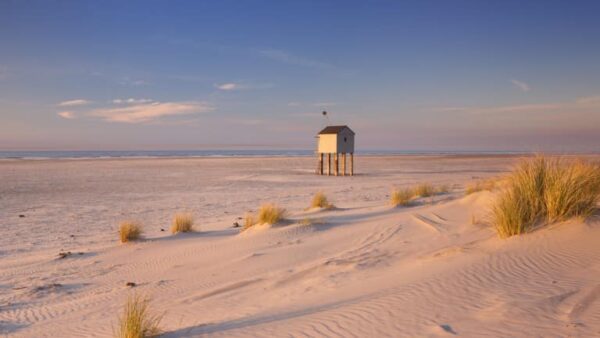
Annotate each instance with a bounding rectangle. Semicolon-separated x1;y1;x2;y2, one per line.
350;153;354;176
342;153;346;176
327;153;332;176
334;153;339;176
318;153;324;175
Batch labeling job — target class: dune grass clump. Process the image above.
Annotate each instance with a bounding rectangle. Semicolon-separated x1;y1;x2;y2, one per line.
171;213;194;234
437;184;451;194
492;156;600;238
310;192;334;209
414;183;435;198
544;160;600;222
243;213;255;230
242;203;287;231
116;294;162;338
391;188;414;207
119;221;143;243
466;178;498;195
257;203;287;225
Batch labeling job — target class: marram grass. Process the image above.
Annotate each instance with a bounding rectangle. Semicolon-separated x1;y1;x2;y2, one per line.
119;221;142;243
116;294;162;338
243;203;287;230
171;213;194;234
414;183;435;197
310;192;334;209
391;188;414;207
492;156;600;238
257;203;287;225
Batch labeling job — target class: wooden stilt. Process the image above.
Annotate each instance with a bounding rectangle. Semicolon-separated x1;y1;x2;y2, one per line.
350;153;354;176
334;153;339;176
342;153;346;176
318;153;323;175
327;153;332;176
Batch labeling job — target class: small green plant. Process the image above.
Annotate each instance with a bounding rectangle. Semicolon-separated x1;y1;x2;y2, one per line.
391;188;414;207
310;192;334;209
119;221;142;243
171;213;194;234
116;294;162;338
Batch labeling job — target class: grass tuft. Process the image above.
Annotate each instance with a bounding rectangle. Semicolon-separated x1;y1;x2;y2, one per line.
391;188;414;207
437;184;451;194
414;183;435;197
119;221;142;243
544;160;600;222
243;203;287;230
492;156;600;238
116;294;162;338
257;203;287;225
243;213;255;230
171;213;194;234
465;178;498;195
310;192;334;209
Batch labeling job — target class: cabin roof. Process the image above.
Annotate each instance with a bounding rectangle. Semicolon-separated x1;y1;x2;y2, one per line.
318;125;355;135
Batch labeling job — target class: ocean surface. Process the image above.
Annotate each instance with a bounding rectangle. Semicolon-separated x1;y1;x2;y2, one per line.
0;150;534;159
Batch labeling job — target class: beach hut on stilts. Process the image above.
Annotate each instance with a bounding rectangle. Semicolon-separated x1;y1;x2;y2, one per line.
316;125;355;176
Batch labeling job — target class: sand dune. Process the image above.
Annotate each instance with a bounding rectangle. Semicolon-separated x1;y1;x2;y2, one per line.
1;155;599;337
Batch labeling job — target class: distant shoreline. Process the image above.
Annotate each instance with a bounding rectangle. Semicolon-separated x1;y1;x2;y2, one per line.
1;149;592;160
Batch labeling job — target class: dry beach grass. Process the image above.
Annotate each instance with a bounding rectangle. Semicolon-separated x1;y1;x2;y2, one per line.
116;294;162;338
492;156;600;237
119;221;143;243
171;213;194;234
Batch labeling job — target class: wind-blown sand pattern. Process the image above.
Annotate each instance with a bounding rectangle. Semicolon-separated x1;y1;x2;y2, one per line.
1;155;599;337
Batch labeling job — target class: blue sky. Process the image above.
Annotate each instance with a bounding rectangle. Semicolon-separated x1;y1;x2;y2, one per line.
1;1;600;151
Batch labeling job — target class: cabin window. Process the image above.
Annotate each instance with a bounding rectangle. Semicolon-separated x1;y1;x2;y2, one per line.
344;137;347;142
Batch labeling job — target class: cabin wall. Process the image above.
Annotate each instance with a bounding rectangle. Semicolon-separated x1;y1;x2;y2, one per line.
336;129;355;153
318;134;338;153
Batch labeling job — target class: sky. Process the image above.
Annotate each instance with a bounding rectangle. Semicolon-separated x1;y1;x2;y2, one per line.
1;0;600;152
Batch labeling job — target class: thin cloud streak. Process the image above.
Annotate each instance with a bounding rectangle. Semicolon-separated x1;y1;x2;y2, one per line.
112;98;154;104
511;79;531;92
215;83;240;91
57;111;76;119
434;95;600;115
58;99;90;106
90;101;213;123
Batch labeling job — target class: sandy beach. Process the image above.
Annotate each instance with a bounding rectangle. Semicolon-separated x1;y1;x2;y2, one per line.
0;155;598;337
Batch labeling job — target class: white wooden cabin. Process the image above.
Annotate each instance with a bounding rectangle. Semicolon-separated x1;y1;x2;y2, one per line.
316;125;355;176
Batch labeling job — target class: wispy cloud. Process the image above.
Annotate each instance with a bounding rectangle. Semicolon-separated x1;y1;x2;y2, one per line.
215;83;241;91
57;111;76;119
112;98;154;104
58;99;91;107
313;102;337;107
259;49;333;70
215;81;273;91
511;79;531;92
434;95;600;115
119;77;149;86
90;101;213;123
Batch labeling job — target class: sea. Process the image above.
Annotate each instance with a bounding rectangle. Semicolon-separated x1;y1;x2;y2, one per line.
0;150;534;160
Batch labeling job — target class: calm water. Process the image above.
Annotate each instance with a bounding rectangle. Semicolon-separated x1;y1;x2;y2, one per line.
0;149;533;159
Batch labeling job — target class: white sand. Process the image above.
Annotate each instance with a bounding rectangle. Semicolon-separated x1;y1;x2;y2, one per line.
1;155;599;337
